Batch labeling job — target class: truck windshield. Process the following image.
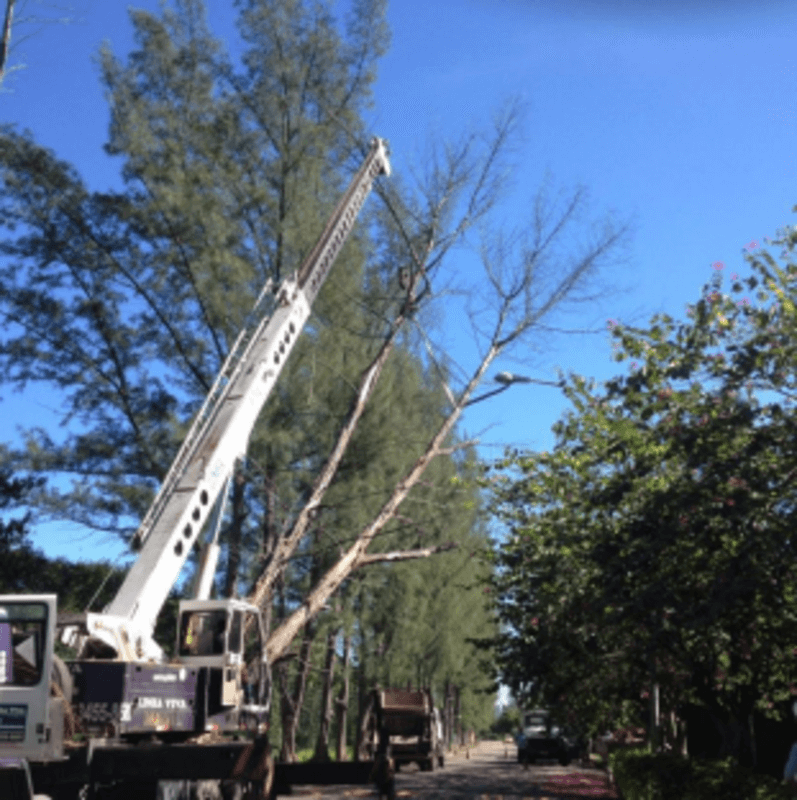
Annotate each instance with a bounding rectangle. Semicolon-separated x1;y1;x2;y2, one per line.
179;610;227;656
0;602;48;686
524;713;548;729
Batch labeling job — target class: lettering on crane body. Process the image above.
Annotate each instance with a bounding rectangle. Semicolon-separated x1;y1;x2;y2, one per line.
137;697;188;710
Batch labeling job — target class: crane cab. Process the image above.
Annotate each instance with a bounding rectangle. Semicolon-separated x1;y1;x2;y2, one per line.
177;599;270;728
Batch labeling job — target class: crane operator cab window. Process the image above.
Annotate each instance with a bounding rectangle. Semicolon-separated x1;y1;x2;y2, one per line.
0;602;47;686
179;609;229;657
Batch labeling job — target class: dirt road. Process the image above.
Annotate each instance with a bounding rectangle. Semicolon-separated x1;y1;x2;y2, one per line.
289;740;619;800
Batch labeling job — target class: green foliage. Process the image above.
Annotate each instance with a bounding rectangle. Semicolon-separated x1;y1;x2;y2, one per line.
491;705;521;735
0;0;506;755
610;747;794;800
0;0;390;539
0;460;42;552
487;222;797;741
0;456;126;609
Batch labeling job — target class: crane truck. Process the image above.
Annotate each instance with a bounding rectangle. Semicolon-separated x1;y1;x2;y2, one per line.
0;138;391;800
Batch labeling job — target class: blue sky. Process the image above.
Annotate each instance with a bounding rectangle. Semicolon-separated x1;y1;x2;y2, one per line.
2;0;797;563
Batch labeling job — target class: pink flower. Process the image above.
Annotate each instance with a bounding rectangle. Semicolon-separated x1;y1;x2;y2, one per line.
713;261;724;270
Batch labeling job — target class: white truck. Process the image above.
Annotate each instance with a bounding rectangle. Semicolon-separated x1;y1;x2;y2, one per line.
0;138;391;800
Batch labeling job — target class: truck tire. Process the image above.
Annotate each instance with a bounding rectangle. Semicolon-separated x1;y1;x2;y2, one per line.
220;781;244;800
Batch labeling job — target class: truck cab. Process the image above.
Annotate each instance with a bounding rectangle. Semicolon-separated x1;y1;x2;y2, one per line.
0;596;62;763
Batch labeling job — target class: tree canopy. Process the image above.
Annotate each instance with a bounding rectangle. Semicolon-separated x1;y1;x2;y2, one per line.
487;224;797;747
0;0;631;759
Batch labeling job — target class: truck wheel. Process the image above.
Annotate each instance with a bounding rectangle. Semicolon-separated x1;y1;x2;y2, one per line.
426;757;435;772
220;780;245;800
558;752;571;767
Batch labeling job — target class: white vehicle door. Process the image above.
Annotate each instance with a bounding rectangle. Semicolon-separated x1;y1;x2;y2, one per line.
0;595;56;761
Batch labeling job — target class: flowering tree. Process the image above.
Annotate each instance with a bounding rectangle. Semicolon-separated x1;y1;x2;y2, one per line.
487;224;797;755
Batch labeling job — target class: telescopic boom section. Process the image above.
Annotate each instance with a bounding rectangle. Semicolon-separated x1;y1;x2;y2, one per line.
98;139;390;658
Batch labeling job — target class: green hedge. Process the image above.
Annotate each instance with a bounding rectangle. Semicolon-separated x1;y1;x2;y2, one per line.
609;747;795;800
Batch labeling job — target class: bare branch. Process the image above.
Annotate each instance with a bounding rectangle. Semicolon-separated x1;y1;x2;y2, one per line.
256;102;628;662
354;541;458;568
0;0;15;87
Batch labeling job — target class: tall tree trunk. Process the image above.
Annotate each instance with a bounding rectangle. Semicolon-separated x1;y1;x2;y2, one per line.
335;632;351;761
281;623;315;762
259;471;279;584
355;667;373;761
313;628;339;761
442;679;450;749
258;471;278;641
278;660;294;762
223;472;246;598
454;684;462;746
276;576;294;762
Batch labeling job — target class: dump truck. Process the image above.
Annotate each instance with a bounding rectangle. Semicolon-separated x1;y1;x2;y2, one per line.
361;688;444;772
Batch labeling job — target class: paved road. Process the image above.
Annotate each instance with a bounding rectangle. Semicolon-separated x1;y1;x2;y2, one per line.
289;740;619;800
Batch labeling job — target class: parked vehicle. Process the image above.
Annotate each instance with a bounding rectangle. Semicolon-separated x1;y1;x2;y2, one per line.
516;708;572;766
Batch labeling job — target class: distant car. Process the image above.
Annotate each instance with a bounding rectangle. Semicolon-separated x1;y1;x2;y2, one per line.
517;709;571;766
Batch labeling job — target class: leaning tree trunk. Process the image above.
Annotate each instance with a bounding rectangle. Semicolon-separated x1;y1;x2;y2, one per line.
313;628;339;761
335;632;351;761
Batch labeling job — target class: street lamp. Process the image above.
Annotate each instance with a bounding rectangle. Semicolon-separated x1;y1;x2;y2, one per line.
465;372;563;406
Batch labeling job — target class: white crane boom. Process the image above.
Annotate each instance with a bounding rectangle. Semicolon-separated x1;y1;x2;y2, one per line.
74;139;390;660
